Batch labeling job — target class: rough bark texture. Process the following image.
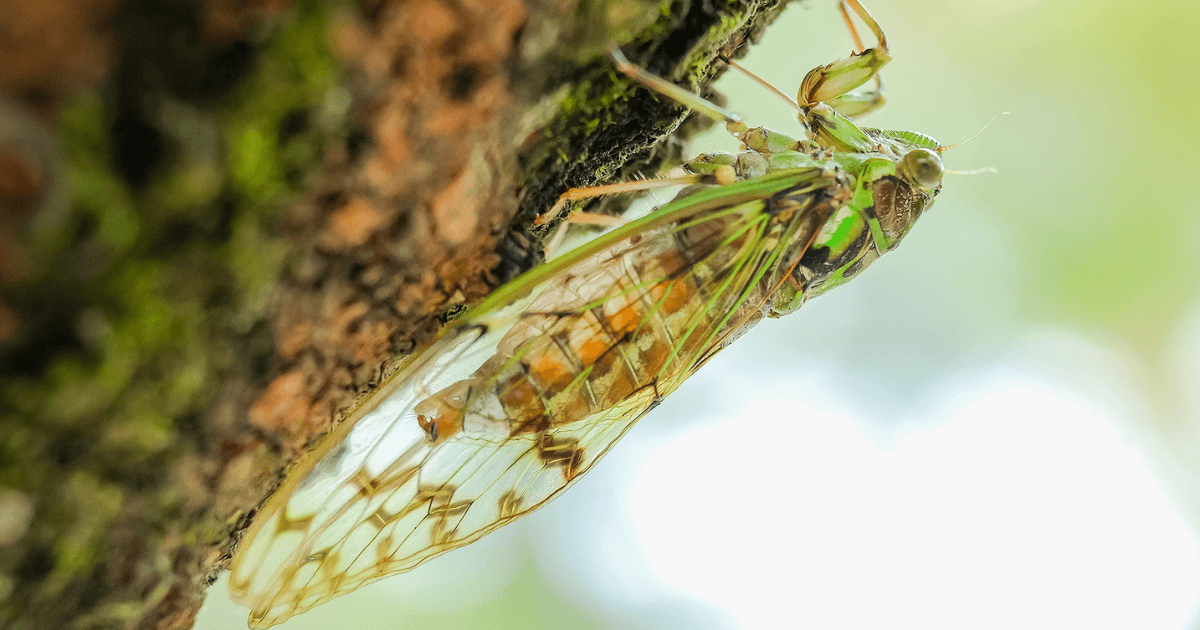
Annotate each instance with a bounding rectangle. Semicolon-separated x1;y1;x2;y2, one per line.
0;0;790;627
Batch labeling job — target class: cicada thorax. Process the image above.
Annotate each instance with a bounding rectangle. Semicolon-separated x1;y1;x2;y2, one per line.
789;156;938;301
869;174;934;247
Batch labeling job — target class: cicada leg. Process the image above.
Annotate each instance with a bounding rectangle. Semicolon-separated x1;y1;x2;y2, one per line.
608;46;748;136
534;174;717;227
720;56;799;111
536;40;764;254
718;0;887;120
535;169;736;256
542;212;623;259
797;0;890;110
608;1;891;155
794;0;897;152
819;1;886;118
608;47;805;153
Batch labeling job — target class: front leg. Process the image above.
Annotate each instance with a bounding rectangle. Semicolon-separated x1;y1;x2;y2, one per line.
797;0;891;111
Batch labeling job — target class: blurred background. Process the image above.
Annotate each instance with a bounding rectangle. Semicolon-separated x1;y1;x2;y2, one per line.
197;0;1200;627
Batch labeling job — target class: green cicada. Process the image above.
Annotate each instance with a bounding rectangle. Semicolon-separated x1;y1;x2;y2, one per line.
228;1;946;626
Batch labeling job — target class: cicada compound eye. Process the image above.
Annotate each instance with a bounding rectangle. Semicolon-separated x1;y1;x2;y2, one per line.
899;147;944;190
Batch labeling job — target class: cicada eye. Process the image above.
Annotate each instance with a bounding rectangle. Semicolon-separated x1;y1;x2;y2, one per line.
899;147;944;190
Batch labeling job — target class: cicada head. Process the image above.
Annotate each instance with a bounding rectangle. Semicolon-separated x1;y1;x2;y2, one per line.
871;146;943;250
897;146;944;191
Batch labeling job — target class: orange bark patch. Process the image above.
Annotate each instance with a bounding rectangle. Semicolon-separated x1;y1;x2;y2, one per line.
249;370;311;432
275;320;311;361
215;451;257;505
325;196;389;248
0;0;117;93
405;0;459;46
431;164;481;245
203;0;293;42
0;149;43;215
0;302;18;343
322;298;370;342
368;100;413;190
328;15;369;61
348;318;394;365
426;101;476;137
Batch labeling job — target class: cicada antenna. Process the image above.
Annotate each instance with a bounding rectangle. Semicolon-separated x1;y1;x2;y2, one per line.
938;111;1007;174
944;166;998;176
937;111;1009;153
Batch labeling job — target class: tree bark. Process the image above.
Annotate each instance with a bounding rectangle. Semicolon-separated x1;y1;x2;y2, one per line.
0;0;790;627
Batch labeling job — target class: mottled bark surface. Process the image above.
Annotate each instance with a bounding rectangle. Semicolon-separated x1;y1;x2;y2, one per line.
0;0;790;627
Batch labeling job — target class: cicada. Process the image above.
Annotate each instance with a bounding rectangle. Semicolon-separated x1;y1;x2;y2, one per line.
229;1;947;626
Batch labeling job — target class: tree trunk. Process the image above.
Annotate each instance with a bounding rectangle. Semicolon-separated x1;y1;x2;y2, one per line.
0;0;790;627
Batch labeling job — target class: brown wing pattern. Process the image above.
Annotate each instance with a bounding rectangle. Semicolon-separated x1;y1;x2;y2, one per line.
229;170;844;627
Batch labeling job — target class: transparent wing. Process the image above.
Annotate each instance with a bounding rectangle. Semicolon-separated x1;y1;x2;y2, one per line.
229;168;844;627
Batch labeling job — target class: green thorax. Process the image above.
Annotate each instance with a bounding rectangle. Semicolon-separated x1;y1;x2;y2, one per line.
680;125;943;317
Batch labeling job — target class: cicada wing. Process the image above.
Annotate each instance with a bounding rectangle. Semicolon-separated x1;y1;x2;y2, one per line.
229;315;656;628
227;306;539;624
229;167;845;628
233;388;653;628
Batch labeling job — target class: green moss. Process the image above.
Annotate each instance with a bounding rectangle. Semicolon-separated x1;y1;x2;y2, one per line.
223;2;341;209
55;473;122;576
1;0;348;622
100;411;174;460
181;515;232;548
56;97;141;260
